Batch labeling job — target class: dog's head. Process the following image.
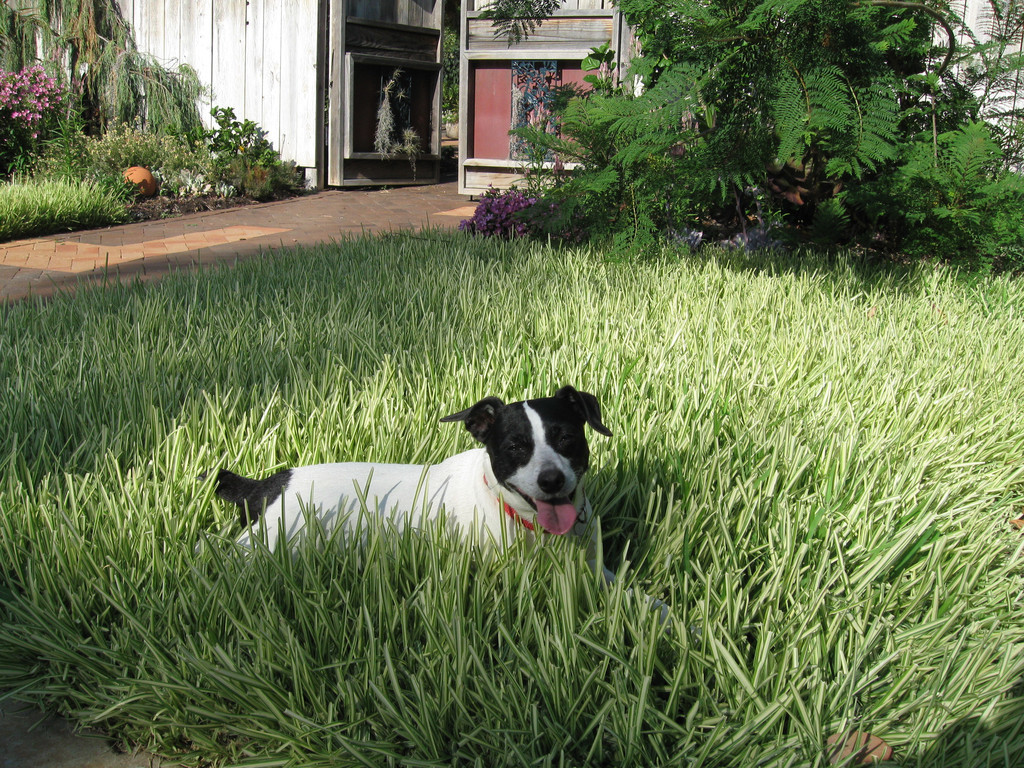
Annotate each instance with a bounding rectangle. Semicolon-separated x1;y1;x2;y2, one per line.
441;385;612;534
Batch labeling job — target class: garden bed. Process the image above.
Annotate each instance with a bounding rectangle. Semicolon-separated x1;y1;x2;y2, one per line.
124;191;294;223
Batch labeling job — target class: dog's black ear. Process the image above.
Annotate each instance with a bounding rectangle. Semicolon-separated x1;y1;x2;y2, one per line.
440;396;505;443
555;385;612;437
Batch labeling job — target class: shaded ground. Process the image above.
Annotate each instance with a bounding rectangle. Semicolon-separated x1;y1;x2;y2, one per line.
0;698;168;768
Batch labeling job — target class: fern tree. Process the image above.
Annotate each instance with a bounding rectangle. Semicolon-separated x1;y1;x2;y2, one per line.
0;0;203;135
616;0;948;234
497;0;1023;263
479;0;562;44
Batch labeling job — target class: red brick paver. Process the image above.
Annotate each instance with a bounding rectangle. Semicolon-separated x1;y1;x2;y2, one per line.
1;182;472;303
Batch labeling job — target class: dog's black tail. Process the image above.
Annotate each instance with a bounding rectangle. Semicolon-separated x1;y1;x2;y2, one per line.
205;468;292;526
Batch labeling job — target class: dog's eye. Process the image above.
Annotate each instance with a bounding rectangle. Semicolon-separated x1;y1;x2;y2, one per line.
557;435;578;452
505;440;528;458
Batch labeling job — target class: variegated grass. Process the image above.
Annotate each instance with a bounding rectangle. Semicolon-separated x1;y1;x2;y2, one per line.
1;234;1023;766
0;177;129;241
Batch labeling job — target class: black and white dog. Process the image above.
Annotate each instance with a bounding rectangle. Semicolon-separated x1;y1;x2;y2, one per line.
212;385;610;567
211;386;664;618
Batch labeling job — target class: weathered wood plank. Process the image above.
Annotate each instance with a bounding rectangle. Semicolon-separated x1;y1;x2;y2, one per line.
161;0;180;67
244;0;267;131
277;0;319;167
403;0;439;27
342;157;439;183
179;1;213;120
467;17;612;51
464;167;528;190
259;0;283;158
140;0;164;63
346;21;439;61
211;0;246;117
468;0;611;10
327;0;347;185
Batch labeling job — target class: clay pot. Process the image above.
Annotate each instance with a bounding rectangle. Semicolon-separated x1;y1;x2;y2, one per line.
123;166;159;197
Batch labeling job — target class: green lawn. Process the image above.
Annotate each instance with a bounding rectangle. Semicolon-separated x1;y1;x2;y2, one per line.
1;233;1022;766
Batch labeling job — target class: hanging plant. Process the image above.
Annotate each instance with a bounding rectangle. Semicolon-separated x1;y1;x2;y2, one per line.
374;67;422;177
374;69;399;156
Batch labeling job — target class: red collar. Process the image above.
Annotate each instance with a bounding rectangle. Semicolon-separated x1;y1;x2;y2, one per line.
485;475;536;531
503;500;536;531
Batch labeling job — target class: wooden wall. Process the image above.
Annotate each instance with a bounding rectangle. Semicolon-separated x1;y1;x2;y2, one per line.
116;0;322;172
458;0;629;194
467;0;612;9
115;0;444;185
347;0;440;26
326;0;443;185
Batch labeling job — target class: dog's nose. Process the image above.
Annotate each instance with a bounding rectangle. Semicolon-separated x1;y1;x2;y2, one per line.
537;467;566;494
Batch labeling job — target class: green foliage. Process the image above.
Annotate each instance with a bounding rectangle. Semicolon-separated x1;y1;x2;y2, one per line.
34;108;90;181
191;107;303;200
218;155;304;201
31;121;217;198
479;0;561;45
200;106;281;169
33;114;301;203
503;0;1024;268
581;42;618;94
514;65;709;254
442;25;460;119
0;177;129;240
852;121;1024;270
599;0;924;237
91;124;210;178
508;0;925;252
0;0;203;136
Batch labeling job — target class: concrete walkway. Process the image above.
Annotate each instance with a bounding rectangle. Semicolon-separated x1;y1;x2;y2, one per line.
1;181;476;303
0;181;477;766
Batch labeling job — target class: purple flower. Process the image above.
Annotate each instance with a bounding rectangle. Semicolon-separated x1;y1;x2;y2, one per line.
460;188;539;238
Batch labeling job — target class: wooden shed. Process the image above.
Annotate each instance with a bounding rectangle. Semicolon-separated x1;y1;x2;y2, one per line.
458;0;631;195
116;0;445;187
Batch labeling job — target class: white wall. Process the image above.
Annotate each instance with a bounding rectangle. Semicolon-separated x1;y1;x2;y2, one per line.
116;0;321;169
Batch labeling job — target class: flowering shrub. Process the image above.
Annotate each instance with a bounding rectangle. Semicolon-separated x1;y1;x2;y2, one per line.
0;65;66;176
459;188;538;238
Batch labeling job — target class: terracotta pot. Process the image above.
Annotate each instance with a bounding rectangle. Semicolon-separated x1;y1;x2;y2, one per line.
123;166;159;197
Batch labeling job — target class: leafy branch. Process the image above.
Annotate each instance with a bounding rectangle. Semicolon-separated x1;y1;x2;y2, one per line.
478;0;561;45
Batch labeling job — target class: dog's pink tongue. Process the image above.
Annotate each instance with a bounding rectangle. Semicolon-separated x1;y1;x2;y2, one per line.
534;499;578;535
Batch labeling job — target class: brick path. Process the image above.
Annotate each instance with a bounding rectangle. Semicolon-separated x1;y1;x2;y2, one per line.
1;181;477;303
